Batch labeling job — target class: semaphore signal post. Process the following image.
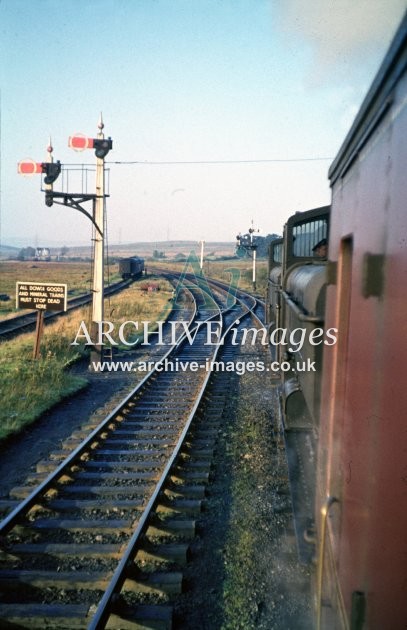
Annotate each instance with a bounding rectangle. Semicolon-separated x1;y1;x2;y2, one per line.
69;116;112;364
18;114;113;365
235;220;259;291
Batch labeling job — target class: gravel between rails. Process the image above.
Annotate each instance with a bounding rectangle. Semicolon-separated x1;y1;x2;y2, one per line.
174;340;314;630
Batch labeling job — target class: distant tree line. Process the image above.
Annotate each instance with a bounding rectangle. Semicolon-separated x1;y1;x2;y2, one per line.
17;246;36;260
16;246;70;261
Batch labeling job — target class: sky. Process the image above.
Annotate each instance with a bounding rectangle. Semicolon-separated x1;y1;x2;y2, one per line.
0;0;405;247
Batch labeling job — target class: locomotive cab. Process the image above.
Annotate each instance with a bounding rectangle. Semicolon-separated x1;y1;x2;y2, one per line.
266;237;283;327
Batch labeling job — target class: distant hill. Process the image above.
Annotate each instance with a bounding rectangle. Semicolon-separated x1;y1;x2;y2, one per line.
0;244;20;259
64;241;238;259
1;238;280;261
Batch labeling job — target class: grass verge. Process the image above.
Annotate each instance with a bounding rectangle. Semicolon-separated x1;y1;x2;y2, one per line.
0;276;173;441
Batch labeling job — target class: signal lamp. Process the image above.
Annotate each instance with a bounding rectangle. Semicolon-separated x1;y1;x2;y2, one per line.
42;161;61;185
93;138;112;159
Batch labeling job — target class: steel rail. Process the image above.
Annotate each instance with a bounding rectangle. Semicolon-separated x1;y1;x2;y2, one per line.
0;276;227;537
88;289;249;629
0;285;198;537
0;273;243;629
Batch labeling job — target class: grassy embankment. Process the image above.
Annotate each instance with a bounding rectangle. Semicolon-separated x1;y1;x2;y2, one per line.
0;276;173;441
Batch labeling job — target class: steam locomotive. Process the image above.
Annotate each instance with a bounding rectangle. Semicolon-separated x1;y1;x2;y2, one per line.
266;14;407;629
119;256;145;280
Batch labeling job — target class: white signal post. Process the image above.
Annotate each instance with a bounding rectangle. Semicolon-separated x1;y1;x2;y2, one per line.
92;115;106;360
199;240;205;273
45;136;53;196
68;116;112;364
248;220;259;292
37;136;52;357
252;247;257;290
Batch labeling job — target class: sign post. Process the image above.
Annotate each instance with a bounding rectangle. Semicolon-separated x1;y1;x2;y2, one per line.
33;312;45;359
16;282;68;359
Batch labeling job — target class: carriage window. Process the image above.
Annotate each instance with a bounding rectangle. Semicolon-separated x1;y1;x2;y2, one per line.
292;218;328;257
273;243;283;263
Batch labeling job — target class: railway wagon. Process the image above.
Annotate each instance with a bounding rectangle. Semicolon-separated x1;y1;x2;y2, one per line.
315;14;407;629
119;256;145;280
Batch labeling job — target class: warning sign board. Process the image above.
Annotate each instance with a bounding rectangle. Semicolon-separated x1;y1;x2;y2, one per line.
16;282;68;312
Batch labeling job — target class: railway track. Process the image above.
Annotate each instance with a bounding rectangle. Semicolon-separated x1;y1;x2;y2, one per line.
0;279;131;339
0;277;263;628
